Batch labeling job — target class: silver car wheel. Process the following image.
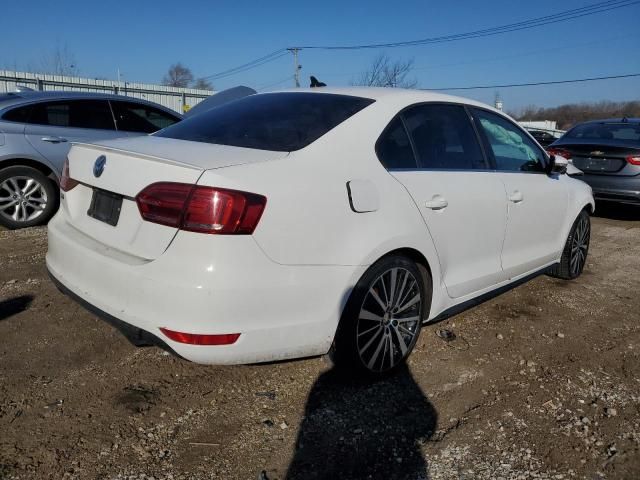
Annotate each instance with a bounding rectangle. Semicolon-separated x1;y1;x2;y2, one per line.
356;267;422;373
0;176;49;224
569;214;590;276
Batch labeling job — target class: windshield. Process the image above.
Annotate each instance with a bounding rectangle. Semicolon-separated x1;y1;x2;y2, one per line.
565;122;640;144
156;92;375;152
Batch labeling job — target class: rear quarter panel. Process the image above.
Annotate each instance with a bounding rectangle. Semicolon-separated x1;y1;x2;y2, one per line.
195;99;448;316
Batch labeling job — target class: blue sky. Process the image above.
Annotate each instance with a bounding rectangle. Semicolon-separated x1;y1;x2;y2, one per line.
4;0;640;110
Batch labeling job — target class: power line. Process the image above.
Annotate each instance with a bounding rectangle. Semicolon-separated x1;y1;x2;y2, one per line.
202;49;288;81
199;0;639;82
295;0;639;49
426;72;640;91
257;75;295;91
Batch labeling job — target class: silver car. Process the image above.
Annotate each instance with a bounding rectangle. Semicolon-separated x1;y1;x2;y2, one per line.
0;91;181;229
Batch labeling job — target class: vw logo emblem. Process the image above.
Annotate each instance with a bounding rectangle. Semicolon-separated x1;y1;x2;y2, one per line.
93;155;107;178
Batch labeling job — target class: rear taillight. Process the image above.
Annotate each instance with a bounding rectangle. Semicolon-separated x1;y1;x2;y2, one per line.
60;158;79;192
136;182;266;234
627;155;640;166
547;147;572;160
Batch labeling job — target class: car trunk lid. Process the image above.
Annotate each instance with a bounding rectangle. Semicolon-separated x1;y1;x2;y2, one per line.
556;142;640;174
63;136;286;260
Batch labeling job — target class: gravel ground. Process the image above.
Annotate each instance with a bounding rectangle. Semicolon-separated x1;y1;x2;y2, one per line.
0;204;639;480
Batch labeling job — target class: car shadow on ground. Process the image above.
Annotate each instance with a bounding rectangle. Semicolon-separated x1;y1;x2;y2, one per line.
0;294;33;321
593;202;640;221
283;363;437;480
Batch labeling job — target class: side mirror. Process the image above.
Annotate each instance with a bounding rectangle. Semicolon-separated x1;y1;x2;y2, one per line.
546;154;568;175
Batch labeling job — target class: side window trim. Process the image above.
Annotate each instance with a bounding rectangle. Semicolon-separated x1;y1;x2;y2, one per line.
463;105;492;170
107;100;119;131
470;106;550;174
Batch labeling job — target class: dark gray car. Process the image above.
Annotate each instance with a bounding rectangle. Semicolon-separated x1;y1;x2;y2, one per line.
549;118;640;206
0;91;181;229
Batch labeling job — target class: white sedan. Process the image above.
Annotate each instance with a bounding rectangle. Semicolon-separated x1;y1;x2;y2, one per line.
46;87;593;375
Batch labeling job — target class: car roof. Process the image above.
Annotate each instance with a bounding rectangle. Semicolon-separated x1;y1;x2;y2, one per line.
265;86;507;116
572;117;640;126
0;90;180;116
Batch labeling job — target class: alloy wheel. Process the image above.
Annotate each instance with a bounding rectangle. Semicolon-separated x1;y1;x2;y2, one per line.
570;214;590;276
0;176;49;224
356;267;422;372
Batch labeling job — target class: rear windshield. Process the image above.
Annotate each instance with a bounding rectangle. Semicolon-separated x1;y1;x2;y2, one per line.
156;92;375;151
565;122;640;144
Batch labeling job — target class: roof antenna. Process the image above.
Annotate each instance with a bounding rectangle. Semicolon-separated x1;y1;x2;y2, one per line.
310;76;327;88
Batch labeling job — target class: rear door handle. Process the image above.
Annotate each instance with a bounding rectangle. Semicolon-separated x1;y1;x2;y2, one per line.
509;190;524;203
41;136;68;143
425;196;448;210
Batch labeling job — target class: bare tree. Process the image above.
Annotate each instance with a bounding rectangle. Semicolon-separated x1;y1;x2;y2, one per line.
353;54;417;89
192;78;213;90
162;63;194;88
39;44;79;76
510;100;640;130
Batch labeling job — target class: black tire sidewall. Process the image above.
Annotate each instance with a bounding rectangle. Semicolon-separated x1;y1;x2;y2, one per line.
333;255;429;376
0;166;59;229
568;210;590;278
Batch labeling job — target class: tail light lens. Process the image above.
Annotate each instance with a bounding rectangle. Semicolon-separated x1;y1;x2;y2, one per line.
60;158;79;192
547;147;572;160
627;155;640;166
136;182;266;234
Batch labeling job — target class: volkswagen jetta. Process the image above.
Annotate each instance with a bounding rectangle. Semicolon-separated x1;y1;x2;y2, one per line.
46;88;594;375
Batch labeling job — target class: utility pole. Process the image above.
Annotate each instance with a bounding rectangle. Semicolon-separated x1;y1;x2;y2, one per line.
287;48;302;88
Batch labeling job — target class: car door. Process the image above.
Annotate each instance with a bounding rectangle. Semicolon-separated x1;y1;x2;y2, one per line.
110;100;180;136
471;108;569;278
24;99;122;173
381;103;508;299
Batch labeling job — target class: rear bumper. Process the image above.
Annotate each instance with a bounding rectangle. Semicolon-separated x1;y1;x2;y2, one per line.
580;174;640;205
46;210;365;365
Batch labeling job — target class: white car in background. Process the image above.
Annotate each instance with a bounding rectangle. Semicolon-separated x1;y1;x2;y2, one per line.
46;88;594;375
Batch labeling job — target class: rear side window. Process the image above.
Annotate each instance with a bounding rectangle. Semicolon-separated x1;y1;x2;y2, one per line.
111;101;179;133
2;105;33;123
402;104;487;170
28;100;115;130
376;117;417;169
156;92;375;152
472;108;545;172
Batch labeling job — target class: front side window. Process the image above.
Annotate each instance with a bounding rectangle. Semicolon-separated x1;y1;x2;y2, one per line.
376;117;417;169
156;92;375;152
472;108;545;172
112;101;179;133
402;104;487;170
28;100;115;130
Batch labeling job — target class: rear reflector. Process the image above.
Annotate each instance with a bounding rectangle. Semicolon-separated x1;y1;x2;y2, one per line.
160;327;240;345
60;158;79;192
627;155;640;166
136;182;266;234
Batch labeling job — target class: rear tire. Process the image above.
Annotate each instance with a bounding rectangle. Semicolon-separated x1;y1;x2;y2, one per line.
0;166;59;229
330;255;431;376
548;209;590;280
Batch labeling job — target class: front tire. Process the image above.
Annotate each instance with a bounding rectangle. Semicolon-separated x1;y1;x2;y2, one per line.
548;209;591;280
331;255;431;376
0;166;59;229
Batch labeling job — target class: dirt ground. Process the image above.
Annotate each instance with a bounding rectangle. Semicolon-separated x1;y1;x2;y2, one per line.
1;204;639;480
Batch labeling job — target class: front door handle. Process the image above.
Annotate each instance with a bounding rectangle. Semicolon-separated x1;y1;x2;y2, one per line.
41;136;68;143
509;190;524;203
425;196;448;210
